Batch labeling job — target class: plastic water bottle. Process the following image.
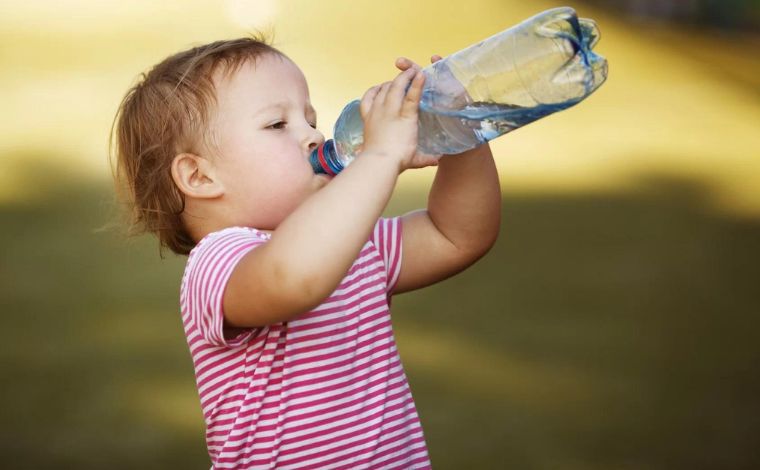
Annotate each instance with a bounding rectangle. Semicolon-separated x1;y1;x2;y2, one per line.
310;6;608;176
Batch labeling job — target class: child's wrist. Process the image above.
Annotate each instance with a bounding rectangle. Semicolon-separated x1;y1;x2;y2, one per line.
357;150;405;174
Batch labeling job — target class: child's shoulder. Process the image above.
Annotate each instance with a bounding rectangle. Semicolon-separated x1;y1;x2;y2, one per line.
187;226;271;261
181;226;272;292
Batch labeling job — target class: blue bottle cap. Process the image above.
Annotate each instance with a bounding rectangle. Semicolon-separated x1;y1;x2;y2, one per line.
308;140;342;175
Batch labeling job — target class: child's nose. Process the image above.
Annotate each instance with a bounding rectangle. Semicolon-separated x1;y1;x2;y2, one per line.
305;128;325;153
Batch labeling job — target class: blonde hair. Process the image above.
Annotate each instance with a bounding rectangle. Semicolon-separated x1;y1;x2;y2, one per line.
110;34;285;255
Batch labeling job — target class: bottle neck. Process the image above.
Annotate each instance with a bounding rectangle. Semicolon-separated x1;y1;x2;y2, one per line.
309;139;343;176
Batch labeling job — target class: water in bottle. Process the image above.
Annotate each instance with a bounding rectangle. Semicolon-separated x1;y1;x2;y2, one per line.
310;6;608;176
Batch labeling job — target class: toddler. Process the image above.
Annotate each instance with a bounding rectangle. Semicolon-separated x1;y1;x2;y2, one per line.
112;35;501;469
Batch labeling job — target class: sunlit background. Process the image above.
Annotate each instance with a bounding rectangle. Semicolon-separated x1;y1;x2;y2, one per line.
1;0;759;468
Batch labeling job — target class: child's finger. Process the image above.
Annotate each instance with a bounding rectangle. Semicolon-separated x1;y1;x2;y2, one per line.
375;81;393;106
431;54;443;63
401;69;425;118
395;57;412;70
360;85;381;120
395;56;421;72
386;67;419;109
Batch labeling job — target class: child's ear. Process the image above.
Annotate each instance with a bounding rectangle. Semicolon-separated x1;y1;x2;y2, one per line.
171;153;224;199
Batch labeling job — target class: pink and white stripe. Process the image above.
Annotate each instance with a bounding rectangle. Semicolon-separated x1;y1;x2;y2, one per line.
180;218;431;469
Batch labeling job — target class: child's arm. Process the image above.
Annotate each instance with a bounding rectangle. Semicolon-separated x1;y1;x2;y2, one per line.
392;56;502;294
394;143;501;293
223;66;433;328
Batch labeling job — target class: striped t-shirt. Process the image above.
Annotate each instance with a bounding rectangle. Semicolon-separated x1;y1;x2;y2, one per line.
180;217;431;469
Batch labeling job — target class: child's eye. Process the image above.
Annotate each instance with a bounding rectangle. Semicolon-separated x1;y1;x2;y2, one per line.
266;121;317;130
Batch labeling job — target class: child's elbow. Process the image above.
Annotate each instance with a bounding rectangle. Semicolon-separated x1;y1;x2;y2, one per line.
471;226;500;261
471;216;501;257
449;226;500;271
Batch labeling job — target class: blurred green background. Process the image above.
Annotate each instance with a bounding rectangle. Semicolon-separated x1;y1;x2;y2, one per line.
1;0;759;468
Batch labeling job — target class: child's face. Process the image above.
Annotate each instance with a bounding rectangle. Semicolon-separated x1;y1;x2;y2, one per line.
208;53;327;230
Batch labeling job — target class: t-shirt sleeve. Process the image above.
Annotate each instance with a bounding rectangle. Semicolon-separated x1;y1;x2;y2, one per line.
370;217;403;293
181;228;268;348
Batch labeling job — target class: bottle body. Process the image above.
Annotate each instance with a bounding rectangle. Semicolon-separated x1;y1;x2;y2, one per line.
311;6;608;175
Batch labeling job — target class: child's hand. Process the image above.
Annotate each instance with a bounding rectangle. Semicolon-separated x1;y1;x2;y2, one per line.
359;61;437;172
394;55;445;164
394;55;442;73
